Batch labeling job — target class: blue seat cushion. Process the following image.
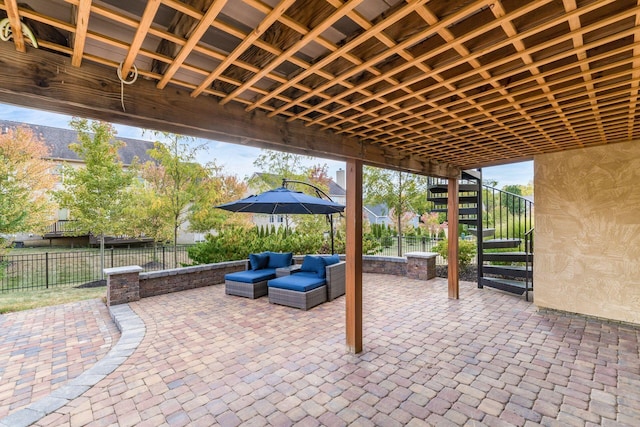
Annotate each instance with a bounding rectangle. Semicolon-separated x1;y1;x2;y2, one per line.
225;268;276;283
268;274;326;292
266;251;293;269
300;255;326;278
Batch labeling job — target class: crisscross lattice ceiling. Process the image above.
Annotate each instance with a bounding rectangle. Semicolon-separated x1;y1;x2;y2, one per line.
0;0;639;174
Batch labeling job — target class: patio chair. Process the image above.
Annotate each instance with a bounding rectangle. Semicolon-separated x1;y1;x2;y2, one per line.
267;255;345;310
224;251;293;299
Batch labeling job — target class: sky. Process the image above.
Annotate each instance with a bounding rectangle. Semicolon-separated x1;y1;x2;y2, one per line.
0;102;533;187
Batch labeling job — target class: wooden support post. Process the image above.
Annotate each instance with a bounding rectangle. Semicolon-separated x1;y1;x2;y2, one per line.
345;159;363;353
448;178;460;299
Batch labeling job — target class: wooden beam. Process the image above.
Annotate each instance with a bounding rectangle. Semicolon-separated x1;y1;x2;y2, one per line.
447;178;459;299
0;42;459;179
345;159;363;354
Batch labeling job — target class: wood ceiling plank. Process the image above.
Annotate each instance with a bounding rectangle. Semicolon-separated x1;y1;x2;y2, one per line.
156;0;228;89
249;0;431;113
191;0;297;97
328;5;635;140
216;0;365;104
269;0;495;118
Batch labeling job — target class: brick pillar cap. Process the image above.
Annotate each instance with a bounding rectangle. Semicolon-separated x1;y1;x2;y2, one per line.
405;252;438;259
104;266;143;275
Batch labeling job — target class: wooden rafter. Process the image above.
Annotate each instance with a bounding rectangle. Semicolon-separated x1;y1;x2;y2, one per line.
71;0;92;66
120;0;162;76
4;0;25;52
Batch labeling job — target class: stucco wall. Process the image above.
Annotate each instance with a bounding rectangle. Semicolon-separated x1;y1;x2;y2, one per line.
534;141;640;324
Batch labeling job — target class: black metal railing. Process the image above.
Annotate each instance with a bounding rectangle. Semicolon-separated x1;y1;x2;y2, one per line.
524;227;535;301
482;186;534;244
0;246;193;293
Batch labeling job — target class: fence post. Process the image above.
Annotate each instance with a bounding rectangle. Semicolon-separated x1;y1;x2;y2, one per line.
45;252;49;289
162;246;166;268
111;247;114;268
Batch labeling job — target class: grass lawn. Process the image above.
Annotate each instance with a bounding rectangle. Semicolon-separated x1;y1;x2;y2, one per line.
0;285;106;314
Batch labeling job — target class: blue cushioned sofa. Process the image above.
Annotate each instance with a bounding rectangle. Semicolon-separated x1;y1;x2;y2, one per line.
267;254;345;310
224;251;293;299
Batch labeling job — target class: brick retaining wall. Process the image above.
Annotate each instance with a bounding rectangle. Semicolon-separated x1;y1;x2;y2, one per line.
105;254;437;305
139;261;247;298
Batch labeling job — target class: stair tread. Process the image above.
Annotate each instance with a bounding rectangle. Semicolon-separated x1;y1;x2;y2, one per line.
481;277;531;296
484;265;530;271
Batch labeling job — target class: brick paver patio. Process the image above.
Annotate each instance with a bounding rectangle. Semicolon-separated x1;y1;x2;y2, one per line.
3;274;640;426
0;299;120;419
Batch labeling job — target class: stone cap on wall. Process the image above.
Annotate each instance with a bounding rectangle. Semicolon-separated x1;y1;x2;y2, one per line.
103;266;143;276
404;252;438;259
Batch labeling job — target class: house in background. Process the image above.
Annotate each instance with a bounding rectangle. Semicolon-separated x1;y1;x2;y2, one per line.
2;120;205;247
247;171;346;231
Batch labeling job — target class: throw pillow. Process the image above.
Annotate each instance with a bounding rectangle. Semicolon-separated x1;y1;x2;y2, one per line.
322;254;340;266
301;255;327;278
249;253;269;270
267;251;293;268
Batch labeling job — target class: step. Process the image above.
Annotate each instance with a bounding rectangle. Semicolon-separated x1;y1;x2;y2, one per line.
483;238;522;249
482;251;532;263
430;207;478;216
468;228;496;238
483;265;532;279
481;277;530;295
427;183;479;193
427;196;478;205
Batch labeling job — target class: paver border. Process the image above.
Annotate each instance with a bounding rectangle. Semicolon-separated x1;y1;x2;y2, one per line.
0;304;145;427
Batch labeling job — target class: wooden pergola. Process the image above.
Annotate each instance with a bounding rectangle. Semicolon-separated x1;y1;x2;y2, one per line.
1;0;639;352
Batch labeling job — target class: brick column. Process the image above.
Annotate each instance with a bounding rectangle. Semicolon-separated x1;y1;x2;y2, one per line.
104;266;143;306
405;252;437;281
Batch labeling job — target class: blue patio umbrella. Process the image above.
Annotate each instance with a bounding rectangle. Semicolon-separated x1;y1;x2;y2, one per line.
216;187;345;215
216;186;345;253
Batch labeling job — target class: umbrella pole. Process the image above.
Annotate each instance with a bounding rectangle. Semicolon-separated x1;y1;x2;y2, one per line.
330;214;335;255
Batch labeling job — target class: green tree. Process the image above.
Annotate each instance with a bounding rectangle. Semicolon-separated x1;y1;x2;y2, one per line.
188;171;248;232
134;133;207;267
363;167;429;256
0;126;57;252
54;118;136;276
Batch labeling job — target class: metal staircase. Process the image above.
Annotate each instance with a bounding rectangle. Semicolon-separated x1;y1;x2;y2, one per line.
427;171;534;300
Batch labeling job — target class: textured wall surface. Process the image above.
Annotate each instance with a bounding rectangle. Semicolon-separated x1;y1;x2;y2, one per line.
534;141;640;324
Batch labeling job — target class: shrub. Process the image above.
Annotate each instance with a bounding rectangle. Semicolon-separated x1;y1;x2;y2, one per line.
433;238;476;269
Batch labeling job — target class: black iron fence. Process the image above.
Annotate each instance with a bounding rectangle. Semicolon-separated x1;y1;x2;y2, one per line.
371;236;447;264
0;246;193;293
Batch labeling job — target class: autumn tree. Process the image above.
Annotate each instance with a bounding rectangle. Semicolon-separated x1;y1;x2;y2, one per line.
363;167;429;256
0;126;57;251
188;171;248;232
133;133;208;268
54;118;136;275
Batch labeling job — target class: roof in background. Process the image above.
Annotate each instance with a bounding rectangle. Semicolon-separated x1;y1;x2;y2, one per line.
0;120;154;165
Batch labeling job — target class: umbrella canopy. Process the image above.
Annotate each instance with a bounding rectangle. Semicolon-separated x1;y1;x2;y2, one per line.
216;187;345;215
